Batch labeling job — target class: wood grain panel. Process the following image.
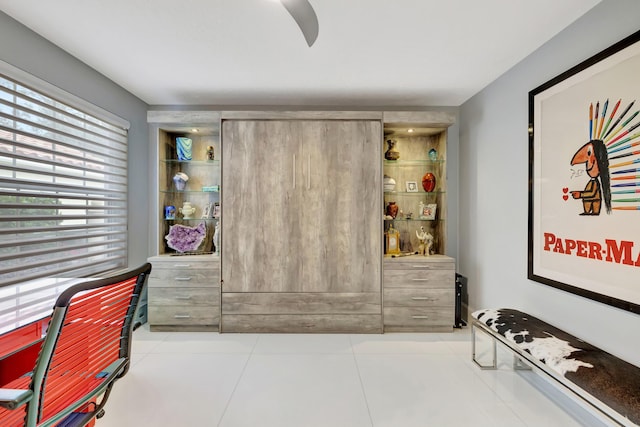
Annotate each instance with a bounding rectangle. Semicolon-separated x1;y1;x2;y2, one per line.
221;111;382;120
149;287;219;306
222;120;303;292
222;292;381;314
383;288;454;307
383;306;453;329
383;269;454;289
149;269;219;287
221;314;382;333
148;306;220;326
299;120;382;293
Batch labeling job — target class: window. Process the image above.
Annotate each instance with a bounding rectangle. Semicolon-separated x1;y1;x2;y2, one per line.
0;64;129;289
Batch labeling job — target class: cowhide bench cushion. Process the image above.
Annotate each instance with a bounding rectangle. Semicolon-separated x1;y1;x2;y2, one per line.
473;308;640;426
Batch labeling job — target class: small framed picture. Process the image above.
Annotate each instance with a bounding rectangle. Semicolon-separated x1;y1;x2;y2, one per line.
406;181;418;192
201;202;213;219
421;203;437;220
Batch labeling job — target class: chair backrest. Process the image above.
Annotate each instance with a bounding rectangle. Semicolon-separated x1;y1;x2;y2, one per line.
25;263;151;427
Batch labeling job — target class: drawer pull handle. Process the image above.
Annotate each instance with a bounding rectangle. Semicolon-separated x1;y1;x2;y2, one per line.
412;315;429;319
411;297;430;300
175;296;192;300
412;265;427;268
174;314;191;319
174;264;191;268
174;277;192;281
412;278;429;282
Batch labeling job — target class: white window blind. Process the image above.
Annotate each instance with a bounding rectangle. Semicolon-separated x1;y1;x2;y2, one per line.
0;69;129;288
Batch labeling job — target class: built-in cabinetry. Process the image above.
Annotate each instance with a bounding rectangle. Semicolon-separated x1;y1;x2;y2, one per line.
381;112;455;331
220;116;382;333
147;255;220;331
145;110;456;333
147;112;222;331
383;255;455;331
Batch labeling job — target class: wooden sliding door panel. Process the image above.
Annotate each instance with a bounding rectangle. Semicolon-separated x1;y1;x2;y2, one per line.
300;120;381;293
222;120;303;292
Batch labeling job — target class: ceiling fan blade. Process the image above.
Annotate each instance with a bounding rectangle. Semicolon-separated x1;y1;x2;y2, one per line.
281;0;319;47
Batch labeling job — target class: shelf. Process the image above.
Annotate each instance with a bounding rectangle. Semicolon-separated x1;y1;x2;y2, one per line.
164;218;218;222
162;159;220;165
384;159;444;166
384;191;444;196
160;190;220;194
384;218;444;222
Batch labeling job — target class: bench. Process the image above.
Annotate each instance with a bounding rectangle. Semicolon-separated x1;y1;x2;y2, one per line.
471;308;640;427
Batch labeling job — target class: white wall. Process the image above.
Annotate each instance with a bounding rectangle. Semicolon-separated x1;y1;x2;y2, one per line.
459;0;640;365
0;12;151;268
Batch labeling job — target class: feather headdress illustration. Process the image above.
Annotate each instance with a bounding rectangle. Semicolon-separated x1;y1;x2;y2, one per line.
570;99;640;215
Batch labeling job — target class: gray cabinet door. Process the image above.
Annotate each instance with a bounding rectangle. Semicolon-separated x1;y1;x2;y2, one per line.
298;120;381;293
222;120;381;295
222;120;303;292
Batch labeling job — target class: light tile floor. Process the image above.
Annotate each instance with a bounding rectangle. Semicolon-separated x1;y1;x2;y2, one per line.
96;325;610;427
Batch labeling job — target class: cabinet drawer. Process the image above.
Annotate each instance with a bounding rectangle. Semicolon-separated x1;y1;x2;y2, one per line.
222;292;380;315
148;287;219;306
150;256;219;269
149;269;219;287
384;269;453;288
384;261;454;271
148;306;220;326
384;288;454;307
383;306;453;328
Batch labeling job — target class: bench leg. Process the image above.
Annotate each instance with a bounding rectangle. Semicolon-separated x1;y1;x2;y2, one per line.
513;355;532;371
471;323;497;370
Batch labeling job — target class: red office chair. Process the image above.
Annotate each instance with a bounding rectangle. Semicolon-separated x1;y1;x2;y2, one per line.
0;263;151;427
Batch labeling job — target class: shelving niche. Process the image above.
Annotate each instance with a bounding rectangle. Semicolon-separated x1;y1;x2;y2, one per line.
383;125;448;255
157;128;221;255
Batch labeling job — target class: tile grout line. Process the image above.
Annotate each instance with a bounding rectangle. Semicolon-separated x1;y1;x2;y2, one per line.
349;335;375;427
216;335;262;427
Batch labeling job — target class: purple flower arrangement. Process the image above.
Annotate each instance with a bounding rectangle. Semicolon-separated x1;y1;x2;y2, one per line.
165;222;206;252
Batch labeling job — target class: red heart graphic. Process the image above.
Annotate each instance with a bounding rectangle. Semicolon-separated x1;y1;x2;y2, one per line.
562;195;569;201
562;187;569;194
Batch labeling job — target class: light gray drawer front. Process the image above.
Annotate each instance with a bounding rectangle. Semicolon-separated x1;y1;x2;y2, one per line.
149;269;219;287
383;269;453;288
384;261;454;271
150;258;220;270
384;288;454;307
383;306;453;328
221;292;381;315
148;306;219;326
221;314;382;333
148;287;219;306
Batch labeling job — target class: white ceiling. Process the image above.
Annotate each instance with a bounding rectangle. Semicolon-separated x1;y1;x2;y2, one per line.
0;0;601;107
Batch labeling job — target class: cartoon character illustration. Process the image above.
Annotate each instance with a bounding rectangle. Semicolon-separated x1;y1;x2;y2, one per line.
570;139;611;215
569;99;640;215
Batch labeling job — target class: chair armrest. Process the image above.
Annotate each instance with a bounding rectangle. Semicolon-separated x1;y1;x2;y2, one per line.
0;388;33;410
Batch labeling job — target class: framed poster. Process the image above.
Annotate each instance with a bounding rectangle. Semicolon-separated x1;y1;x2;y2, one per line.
528;29;640;314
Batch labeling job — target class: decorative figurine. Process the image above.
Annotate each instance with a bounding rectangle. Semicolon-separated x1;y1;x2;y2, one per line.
428;148;438;161
173;172;189;191
386;201;399;218
384;139;400;160
422;172;436;192
383;174;396;192
206;145;215;161
416;226;434;256
164;205;176;220
179;201;196;219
